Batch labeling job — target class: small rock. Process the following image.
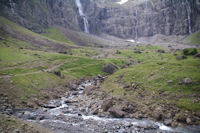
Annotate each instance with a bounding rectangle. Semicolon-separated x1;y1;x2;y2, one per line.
167;80;173;84
164;119;172;126
186;117;192;124
157;49;165;53
101;99;113;111
134;50;142;54
103;63;118;74
116;50;121;54
84;85;94;95
176;55;187;60
12;129;20;133
109;107;126;118
153;106;163;121
54;71;61;77
194;53;200;58
182;78;192;84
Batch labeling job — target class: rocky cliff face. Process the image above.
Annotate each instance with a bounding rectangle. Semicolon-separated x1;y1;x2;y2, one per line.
0;0;200;39
0;0;81;33
87;0;200;39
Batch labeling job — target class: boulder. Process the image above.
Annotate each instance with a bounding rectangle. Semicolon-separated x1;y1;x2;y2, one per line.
103;63;118;74
182;78;192;84
164;119;173;126
101;99;113;111
109;107;126;118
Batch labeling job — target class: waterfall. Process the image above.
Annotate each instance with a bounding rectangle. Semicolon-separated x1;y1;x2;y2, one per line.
185;0;192;34
145;0;148;11
9;0;16;13
135;9;138;40
75;0;90;34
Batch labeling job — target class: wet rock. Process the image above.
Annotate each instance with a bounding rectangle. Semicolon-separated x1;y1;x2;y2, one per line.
182;78;192;84
23;111;36;120
36;115;45;120
186;117;192;124
103;63;118;74
164;119;172;126
176;55;187;60
157;49;165;53
101;99;113;111
109;107;126;118
153;106;163;121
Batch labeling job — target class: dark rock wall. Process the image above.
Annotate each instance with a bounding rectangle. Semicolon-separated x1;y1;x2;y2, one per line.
87;0;200;39
0;0;199;38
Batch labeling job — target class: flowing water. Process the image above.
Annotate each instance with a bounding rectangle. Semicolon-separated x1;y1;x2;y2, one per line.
135;9;138;40
185;0;192;34
75;0;90;34
13;79;200;133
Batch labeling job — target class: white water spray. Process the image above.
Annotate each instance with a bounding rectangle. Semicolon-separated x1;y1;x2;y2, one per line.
116;0;129;5
185;0;192;34
75;0;90;34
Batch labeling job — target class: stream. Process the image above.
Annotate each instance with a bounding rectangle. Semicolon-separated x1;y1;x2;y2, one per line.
13;80;200;133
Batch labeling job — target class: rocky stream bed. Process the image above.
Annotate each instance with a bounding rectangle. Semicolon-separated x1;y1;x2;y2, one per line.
2;78;200;133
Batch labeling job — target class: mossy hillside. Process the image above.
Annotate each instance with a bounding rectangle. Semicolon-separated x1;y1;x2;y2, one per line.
0;17;76;48
103;47;200;112
185;30;200;45
58;58;105;78
42;27;77;46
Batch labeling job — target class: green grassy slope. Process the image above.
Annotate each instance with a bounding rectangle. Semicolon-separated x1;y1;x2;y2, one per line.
185;30;200;45
42;27;76;46
102;46;200;113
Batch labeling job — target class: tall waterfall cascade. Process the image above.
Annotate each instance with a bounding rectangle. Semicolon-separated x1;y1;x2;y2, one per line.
135;9;138;40
185;0;192;34
9;0;16;13
75;0;90;34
